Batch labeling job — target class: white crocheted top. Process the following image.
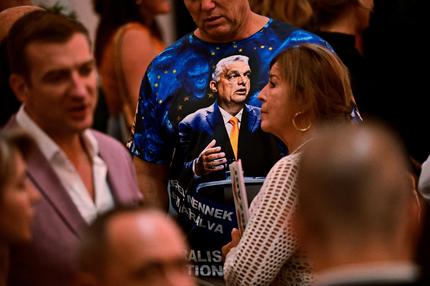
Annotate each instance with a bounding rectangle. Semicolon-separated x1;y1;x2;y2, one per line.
224;152;312;286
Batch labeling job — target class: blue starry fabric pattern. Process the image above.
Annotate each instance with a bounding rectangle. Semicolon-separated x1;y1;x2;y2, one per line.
128;19;329;278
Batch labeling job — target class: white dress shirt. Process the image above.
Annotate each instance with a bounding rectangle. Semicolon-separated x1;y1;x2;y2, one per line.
16;106;114;223
219;106;243;137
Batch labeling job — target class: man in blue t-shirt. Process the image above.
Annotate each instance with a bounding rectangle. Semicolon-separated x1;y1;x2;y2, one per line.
128;0;328;282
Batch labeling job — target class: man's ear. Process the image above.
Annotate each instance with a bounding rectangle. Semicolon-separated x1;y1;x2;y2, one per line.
9;73;29;103
209;80;217;93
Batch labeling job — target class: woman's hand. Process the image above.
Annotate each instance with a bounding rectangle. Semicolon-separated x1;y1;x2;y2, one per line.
221;228;241;259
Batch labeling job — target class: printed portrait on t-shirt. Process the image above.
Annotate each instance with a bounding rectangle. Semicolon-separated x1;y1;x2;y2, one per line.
129;19;329;278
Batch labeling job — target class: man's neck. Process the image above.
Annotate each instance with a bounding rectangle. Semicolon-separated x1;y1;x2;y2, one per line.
52;133;86;160
195;13;269;43
219;103;243;117
52;132;95;201
231;13;269;41
22;106;87;158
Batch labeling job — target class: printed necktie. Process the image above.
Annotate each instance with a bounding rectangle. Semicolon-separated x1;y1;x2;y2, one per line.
228;117;239;159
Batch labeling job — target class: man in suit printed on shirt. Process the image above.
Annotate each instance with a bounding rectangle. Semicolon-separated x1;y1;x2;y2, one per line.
175;55;282;195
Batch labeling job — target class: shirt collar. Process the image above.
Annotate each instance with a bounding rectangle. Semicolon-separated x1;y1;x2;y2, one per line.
81;129;99;159
16;106;99;161
219;106;244;125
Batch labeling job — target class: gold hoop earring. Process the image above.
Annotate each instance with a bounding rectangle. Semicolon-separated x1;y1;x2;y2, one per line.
292;112;312;132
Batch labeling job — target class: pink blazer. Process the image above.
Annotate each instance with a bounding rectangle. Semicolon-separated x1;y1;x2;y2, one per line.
4;117;142;286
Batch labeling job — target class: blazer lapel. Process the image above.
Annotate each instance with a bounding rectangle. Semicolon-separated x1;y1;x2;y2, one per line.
238;105;260;159
97;139;125;205
27;149;86;238
93;131;141;206
5;116;86;237
244;104;260;133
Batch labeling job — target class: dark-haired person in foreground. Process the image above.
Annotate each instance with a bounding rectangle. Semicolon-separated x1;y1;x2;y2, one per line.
0;130;39;286
76;207;195;286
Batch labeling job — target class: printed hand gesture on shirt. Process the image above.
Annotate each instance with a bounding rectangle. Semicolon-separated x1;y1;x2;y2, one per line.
194;139;227;176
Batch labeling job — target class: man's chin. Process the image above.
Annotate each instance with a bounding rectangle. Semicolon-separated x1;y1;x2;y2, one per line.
201;25;234;42
233;95;248;103
68;119;93;133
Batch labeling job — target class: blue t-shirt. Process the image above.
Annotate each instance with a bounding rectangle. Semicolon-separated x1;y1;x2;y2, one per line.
129;19;329;278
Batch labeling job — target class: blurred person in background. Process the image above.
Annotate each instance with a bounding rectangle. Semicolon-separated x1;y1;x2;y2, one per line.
249;0;313;28
297;122;422;286
0;130;39;286
77;207;195;286
0;5;42;127
309;0;373;118
0;0;32;12
363;0;428;163
93;0;170;141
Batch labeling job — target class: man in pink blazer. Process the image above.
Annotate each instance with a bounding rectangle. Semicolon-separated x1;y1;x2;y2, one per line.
4;10;142;285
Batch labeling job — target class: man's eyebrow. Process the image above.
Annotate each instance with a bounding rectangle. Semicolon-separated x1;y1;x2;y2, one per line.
41;59;95;80
226;70;240;75
42;67;70;78
79;59;95;66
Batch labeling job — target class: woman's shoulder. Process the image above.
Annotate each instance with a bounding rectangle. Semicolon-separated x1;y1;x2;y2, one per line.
261;153;302;191
119;22;165;53
271;153;302;173
117;22;154;40
121;22;151;34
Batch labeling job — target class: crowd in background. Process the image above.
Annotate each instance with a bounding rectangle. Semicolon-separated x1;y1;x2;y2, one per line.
0;0;429;286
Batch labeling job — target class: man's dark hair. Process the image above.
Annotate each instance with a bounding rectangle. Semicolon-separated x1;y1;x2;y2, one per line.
7;10;90;78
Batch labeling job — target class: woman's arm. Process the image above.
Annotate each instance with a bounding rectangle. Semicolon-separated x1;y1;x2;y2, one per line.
224;154;304;285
